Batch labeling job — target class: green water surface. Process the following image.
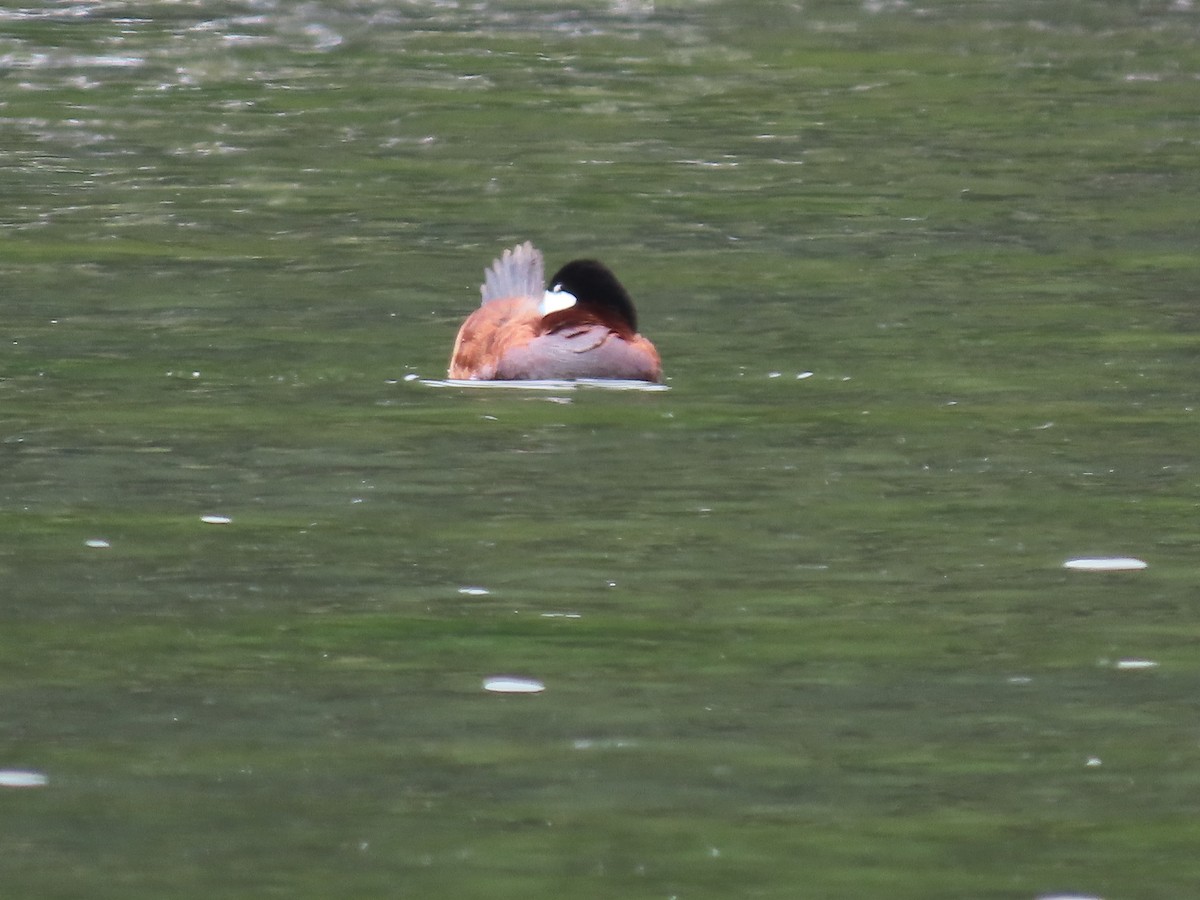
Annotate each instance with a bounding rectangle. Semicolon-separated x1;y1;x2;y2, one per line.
3;2;1200;897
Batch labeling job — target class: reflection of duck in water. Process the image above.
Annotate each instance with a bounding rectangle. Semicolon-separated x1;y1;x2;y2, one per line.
448;242;662;383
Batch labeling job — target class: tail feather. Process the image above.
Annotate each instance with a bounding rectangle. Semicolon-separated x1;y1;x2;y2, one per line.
481;241;544;305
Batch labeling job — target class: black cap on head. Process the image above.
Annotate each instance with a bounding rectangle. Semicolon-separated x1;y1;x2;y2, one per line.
547;259;638;334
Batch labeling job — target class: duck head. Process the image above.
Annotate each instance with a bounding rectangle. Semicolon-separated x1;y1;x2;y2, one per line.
538;258;639;336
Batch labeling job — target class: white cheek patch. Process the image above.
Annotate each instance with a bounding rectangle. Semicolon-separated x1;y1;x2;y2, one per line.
539;286;577;316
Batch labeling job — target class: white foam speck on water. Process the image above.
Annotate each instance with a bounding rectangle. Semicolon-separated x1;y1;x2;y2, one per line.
540;612;581;619
458;587;490;596
303;22;344;51
573;738;638;750
1063;557;1146;571
201;515;232;525
1115;659;1158;670
85;539;111;549
0;770;47;788
797;371;814;379
483;676;544;694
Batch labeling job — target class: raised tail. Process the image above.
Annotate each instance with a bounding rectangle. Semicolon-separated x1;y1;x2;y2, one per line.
481;241;544;304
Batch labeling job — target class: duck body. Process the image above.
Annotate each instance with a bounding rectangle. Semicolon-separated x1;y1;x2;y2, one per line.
448;242;662;382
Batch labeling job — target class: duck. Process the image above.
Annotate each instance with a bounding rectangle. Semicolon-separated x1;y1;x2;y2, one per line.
448;242;662;382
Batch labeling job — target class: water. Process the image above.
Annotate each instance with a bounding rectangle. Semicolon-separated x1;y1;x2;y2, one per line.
3;2;1200;897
